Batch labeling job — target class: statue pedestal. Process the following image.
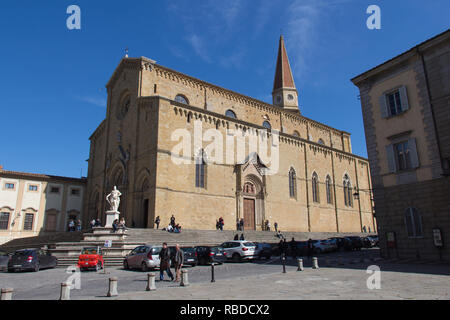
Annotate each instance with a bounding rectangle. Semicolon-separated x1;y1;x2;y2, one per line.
105;211;120;227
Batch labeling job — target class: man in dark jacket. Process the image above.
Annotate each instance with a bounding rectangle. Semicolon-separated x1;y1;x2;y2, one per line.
159;242;174;281
307;239;314;259
173;244;184;282
290;238;297;260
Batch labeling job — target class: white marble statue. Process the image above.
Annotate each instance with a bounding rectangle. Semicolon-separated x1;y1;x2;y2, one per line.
106;186;122;212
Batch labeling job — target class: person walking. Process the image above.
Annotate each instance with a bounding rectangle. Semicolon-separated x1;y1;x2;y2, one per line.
155;216;160;229
290;237;297;260
76;219;82;231
219;217;224;231
307;238;314;259
274;222;278;233
159;242;174;281
267;220;271;232
173;244;184;282
239;218;244;231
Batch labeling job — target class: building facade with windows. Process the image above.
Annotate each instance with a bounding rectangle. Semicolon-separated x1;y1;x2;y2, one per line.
83;36;376;233
352;29;450;261
0;167;86;244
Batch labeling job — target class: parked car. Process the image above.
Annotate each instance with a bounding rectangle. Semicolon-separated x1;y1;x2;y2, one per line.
77;247;104;271
295;241;309;256
181;247;198;267
0;250;10;272
220;241;258;262
8;248;57;272
324;239;338;252
328;237;347;251
195;246;227;265
363;236;379;248
310;240;330;254
255;243;272;259
345;236;364;251
123;245;162;271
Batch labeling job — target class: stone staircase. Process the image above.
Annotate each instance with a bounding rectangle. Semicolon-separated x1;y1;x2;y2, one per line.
1;227;373;267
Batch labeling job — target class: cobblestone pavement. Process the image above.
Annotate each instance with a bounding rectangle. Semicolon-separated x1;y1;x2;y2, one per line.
1;249;449;300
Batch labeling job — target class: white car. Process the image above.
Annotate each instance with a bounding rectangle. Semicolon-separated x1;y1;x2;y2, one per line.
220;241;258;262
311;240;331;254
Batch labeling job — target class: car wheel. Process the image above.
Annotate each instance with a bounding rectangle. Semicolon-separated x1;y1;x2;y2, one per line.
95;262;102;272
141;262;148;272
232;253;241;263
34;264;40;272
123;260;129;270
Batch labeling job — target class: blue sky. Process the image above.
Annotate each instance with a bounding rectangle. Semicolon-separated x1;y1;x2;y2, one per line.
1;0;448;178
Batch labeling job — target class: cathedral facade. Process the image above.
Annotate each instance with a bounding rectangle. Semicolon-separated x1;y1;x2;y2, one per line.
83;37;376;233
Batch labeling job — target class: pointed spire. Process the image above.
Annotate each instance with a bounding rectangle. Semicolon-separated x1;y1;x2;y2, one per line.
273;35;296;91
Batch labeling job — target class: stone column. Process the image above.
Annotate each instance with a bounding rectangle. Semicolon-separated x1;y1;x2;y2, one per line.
107;277;118;297
312;257;319;269
180;269;189;287
146;273;156;291
1;288;13;300
59;282;70;300
297;259;304;271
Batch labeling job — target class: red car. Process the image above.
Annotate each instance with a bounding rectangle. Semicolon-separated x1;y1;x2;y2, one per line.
77;247;104;271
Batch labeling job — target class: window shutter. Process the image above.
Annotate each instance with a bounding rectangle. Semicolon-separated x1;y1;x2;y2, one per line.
386;144;397;173
399;86;410;111
408;138;420;169
379;94;388;118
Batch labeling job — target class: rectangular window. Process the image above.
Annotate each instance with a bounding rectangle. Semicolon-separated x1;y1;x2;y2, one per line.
50;186;60;194
24;213;34;231
387;90;402;116
71;188;80;196
5;183;15;189
0;212;10;230
28;185;38;192
394;141;412;171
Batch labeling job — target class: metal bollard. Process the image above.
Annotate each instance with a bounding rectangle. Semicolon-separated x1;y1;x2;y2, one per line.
59;282;70;300
312;257;319;269
180;269;189;287
282;254;286;273
297;259;304;271
211;263;215;283
107;277;118;297
1;288;13;300
146;273;156;291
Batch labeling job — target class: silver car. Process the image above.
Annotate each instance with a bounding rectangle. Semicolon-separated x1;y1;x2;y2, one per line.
123;245;162;271
220;241;258;262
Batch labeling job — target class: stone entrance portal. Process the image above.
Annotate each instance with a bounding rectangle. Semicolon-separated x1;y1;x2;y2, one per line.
243;198;256;230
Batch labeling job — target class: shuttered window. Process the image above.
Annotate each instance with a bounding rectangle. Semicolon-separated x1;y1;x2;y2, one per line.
0;212;10;230
379;86;410;118
404;208;423;238
386;139;419;173
24;213;34;231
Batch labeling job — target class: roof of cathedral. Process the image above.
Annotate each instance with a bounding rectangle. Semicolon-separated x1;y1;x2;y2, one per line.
273;35;296;92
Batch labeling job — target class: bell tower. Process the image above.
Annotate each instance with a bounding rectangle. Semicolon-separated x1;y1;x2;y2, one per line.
272;36;300;114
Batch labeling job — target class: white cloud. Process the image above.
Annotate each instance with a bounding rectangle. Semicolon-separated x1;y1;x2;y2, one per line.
79;96;106;108
185;34;212;63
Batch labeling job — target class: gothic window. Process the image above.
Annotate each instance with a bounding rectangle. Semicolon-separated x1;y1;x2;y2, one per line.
225;109;237;119
195;149;207;189
343;174;353;207
312;172;320;203
175;94;189;105
326;175;333;204
262;121;271;130
404;207;423;238
289;168;297;199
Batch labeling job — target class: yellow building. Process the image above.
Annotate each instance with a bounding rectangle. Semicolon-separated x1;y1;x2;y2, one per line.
0;166;86;244
84;37;375;233
352;29;450;261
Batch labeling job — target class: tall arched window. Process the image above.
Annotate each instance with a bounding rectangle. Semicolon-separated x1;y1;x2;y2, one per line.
404;207;423;238
225;109;237;119
312;172;320;203
262;121;271;130
175;94;189;105
343;174;353;207
326;175;333;204
289;168;297;199
195;149;207;189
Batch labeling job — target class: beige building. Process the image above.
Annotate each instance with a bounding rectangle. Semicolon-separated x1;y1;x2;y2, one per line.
0;166;86;244
84;36;375;233
352;29;450;261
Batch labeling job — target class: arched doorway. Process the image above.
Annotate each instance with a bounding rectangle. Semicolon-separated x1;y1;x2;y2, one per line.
241;174;265;231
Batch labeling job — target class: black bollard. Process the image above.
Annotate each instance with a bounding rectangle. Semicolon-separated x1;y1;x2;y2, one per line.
282;254;286;273
211;263;215;283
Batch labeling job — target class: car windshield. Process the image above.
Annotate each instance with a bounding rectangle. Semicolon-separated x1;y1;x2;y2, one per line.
82;248;98;255
243;242;256;247
151;247;161;255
